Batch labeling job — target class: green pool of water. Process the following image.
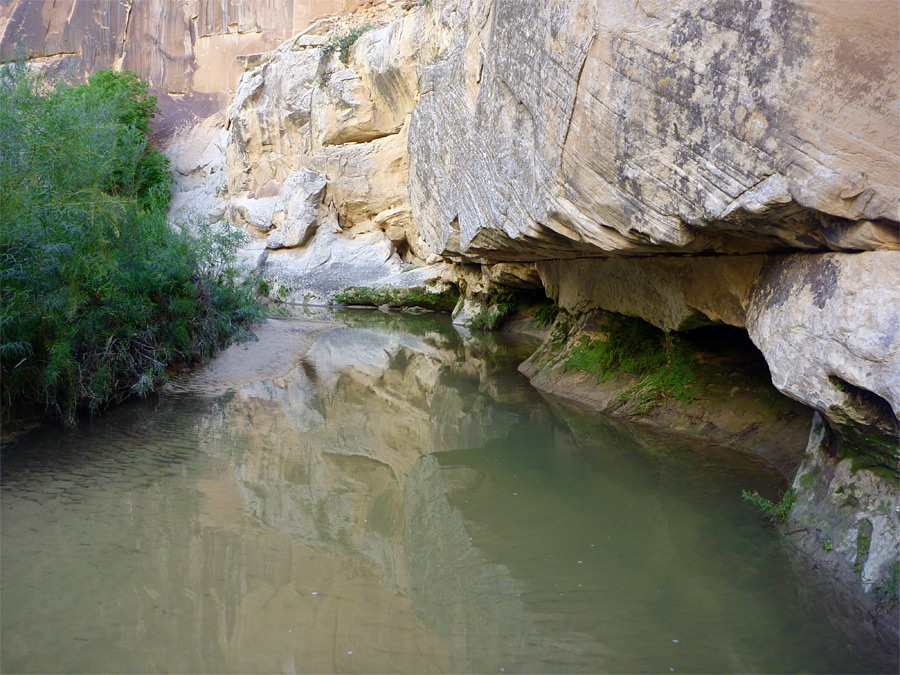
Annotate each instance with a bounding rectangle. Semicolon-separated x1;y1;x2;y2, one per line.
2;312;894;673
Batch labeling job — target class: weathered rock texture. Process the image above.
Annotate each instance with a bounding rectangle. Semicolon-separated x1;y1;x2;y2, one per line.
781;414;900;645
536;256;766;331
214;2;451;302
789;416;900;593
17;0;896;614
225;5;445;232
408;0;899;260
748;253;900;443
0;0;361;135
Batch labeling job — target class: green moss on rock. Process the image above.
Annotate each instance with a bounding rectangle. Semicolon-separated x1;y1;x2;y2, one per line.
467;292;516;331
564;313;701;412
834;422;899;480
334;284;459;311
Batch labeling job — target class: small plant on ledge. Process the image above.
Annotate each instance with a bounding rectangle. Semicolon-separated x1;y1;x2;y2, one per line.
533;301;560;327
467;291;516;331
741;488;797;523
563;313;701;412
322;24;374;65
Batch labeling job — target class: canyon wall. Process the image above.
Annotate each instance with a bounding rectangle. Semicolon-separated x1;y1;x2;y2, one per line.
208;0;898;442
7;0;898;621
0;0;360;135
197;0;898;611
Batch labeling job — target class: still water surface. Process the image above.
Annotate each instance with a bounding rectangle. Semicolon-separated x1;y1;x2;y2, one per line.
1;312;894;673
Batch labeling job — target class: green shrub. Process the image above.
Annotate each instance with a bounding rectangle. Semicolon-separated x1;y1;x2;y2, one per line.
322;24;374;65
64;69;173;212
0;65;263;427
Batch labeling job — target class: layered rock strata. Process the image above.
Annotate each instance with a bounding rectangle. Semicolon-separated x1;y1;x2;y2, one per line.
408;0;898;260
198;0;899;617
1;0;367;135
15;0;889;615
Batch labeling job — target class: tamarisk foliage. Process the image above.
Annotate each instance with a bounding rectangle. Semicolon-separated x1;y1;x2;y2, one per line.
0;65;263;427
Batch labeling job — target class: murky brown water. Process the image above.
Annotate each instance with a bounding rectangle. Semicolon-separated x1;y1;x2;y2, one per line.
2;311;896;673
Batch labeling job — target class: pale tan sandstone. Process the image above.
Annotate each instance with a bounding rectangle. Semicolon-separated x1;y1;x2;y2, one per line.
408;0;899;259
0;0;360;134
536;256;767;331
220;0;450;299
746;251;900;433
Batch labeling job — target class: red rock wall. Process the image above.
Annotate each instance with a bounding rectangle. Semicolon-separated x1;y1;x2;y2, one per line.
0;0;357;134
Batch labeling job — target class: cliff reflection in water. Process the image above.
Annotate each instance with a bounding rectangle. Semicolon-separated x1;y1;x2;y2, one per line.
195;316;549;673
2;312;894;674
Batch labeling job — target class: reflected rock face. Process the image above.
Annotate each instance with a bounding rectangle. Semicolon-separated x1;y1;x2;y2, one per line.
207;321;541;543
3;316;896;673
156;317;896;672
188;319;551;670
0;318;546;672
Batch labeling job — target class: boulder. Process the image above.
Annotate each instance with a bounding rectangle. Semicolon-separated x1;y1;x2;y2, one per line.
746;251;900;456
227;197;279;233
451;297;482;327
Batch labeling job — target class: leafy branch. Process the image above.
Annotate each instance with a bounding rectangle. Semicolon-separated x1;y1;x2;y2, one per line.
741;488;797;523
322;24;374;65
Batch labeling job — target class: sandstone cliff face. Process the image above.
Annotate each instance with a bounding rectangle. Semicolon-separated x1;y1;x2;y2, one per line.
0;0;358;134
225;4;446;238
197;2;454;302
200;0;898;609
409;0;899;259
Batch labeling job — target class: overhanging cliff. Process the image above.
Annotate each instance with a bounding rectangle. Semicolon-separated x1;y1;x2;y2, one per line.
10;0;895;621
180;0;899;614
